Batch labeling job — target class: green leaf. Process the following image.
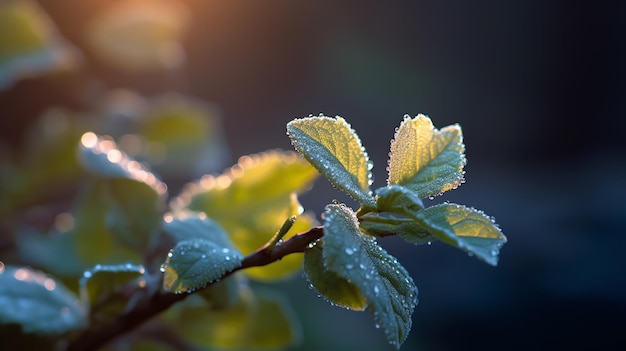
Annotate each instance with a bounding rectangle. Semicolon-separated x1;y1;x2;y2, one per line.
0;265;87;334
316;204;418;348
172;150;318;281
287;115;376;208
78;133;165;253
162;211;232;248
173;288;301;350
415;203;507;266
388;114;465;199
1;110;87;218
303;241;367;310
0;0;79;90
79;132;168;197
85;1;189;71
161;238;243;294
72;181;142;266
374;185;424;215
138;94;228;178
79;263;146;310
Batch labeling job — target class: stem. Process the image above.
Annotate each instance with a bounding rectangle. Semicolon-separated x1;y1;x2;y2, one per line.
65;226;324;351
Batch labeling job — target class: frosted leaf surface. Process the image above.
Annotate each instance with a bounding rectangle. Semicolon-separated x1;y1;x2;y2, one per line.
388;114;465;199
162;238;242;293
316;204;418;348
287;115;376;208
415;203;507;266
0;265;87;334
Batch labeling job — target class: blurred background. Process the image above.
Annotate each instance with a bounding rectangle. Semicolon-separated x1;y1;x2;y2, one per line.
1;0;625;350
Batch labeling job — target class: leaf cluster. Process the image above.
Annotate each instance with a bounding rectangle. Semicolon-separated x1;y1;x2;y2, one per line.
288;114;507;348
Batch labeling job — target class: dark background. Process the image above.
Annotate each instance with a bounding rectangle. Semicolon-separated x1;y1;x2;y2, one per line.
1;1;625;350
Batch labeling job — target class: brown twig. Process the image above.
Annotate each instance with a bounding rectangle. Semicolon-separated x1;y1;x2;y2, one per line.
65;226;324;351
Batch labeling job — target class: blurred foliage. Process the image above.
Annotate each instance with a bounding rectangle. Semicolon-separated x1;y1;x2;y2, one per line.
0;0;79;90
0;2;508;350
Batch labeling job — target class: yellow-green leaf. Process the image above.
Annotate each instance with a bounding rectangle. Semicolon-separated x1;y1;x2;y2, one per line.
287;115;376;208
303;241;367;310
172;288;301;350
415;203;507;266
172;150;319;281
84;0;189;71
388;114;465;199
0;0;79;90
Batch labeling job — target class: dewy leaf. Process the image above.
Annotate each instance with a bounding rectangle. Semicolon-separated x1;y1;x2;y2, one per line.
173;287;301;350
374;185;424;215
415;203;507;266
79;263;146;309
171;150;318;281
79;132;168;197
303;242;367;310
0;265;87;334
287;115;376;208
162;238;243;294
388;114;466;199
320;204;418;348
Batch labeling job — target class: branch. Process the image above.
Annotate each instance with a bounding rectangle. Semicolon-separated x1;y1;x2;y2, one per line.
65;226;324;351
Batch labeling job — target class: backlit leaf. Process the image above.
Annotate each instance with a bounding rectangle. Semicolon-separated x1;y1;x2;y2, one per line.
303;242;367;310
388;114;465;199
287;115;376;208
78;133;165;253
79;263;146;310
415;203;507;266
174;288;301;350
85;0;189;71
317;204;418;349
162;238;243;294
0;265;87;334
0;0;79;90
172;150;318;281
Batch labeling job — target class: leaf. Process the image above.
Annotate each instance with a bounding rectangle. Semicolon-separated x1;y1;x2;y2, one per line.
79;263;146;310
173;288;301;350
303;241;367;310
359;185;435;243
161;238;243;294
0;0;79;90
374;185;424;215
79;132;168;197
72;181;142;266
315;204;418;348
172;150;318;281
388;114;466;199
138;94;228;178
84;0;189;71
415;203;507;266
78;133;165;253
0;265;87;334
287;115;376;208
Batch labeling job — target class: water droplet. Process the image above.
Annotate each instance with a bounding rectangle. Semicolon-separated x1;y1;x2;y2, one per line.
222;248;230;253
345;248;355;255
346;264;354;269
159;264;166;273
225;256;230;261
374;285;380;295
201;254;206;259
83;271;92;279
